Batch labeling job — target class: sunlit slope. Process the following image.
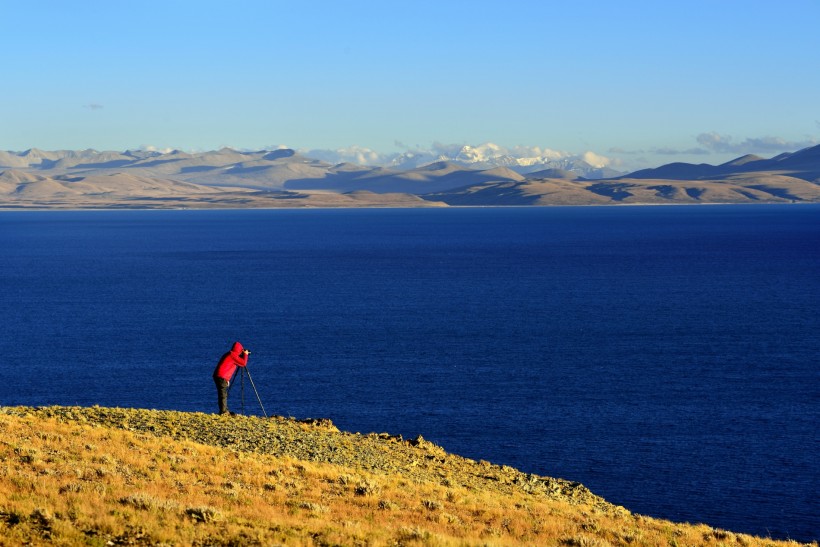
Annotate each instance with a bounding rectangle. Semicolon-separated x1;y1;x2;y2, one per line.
0;406;812;546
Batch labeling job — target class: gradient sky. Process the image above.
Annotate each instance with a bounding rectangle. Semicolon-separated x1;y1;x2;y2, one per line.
2;0;819;170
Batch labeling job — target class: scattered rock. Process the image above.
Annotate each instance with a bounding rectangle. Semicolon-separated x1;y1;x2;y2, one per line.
0;405;617;512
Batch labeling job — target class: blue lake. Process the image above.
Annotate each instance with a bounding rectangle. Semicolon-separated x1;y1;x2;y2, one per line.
0;205;818;541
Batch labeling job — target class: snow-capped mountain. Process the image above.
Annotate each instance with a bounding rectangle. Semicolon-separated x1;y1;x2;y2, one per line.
306;142;624;179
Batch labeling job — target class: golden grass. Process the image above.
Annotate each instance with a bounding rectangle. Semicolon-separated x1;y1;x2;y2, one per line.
0;410;813;546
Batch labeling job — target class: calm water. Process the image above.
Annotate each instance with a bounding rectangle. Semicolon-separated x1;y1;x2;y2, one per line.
1;205;818;541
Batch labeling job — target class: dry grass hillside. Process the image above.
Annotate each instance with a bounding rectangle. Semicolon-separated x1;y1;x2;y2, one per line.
0;406;813;546
0;170;446;209
424;174;820;206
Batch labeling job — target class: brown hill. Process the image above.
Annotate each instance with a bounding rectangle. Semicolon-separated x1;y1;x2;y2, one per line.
625;144;820;182
426;174;820;206
0;406;809;546
284;162;523;194
0;169;45;184
0;170;448;209
3;144;819;207
0;151;31;168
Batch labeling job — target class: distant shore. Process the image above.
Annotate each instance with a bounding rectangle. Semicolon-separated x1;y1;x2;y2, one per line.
2;200;818;212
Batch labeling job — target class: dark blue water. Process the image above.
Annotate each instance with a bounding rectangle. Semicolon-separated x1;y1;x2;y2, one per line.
1;205;818;541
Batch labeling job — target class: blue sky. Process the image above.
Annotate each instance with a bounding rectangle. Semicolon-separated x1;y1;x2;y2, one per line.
2;0;818;170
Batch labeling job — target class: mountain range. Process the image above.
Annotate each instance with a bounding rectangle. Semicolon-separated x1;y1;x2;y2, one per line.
1;144;819;208
372;143;624;178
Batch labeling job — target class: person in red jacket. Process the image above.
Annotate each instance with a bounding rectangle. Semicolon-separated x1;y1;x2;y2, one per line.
212;341;250;415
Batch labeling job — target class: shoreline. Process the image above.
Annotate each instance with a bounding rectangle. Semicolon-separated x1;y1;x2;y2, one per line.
1;201;816;212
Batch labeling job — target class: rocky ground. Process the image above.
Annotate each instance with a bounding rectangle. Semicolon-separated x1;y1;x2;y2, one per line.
1;406;612;512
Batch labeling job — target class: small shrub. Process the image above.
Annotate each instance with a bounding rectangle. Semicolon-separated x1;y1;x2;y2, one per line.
185;506;221;523
59;482;83;494
354;479;380;497
620;529;641;543
119;493;179;511
421;499;441;511
441;512;462;525
283;479;304;493
559;536;612;547
298;501;329;514
397;526;431;542
337;473;356;485
709;529;734;541
30;507;53;525
378;499;398;511
14;447;39;464
0;509;23;526
581;520;601;533
119;494;156;510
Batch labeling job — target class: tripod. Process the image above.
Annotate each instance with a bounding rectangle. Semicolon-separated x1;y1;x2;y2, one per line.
229;366;268;417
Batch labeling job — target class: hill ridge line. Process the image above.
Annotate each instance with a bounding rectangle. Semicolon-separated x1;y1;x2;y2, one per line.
0;405;611;509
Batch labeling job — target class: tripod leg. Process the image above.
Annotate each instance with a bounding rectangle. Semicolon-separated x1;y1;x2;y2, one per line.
244;368;268;418
240;367;246;415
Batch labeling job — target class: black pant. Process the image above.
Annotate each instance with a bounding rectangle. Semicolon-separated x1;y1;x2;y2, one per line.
214;376;230;414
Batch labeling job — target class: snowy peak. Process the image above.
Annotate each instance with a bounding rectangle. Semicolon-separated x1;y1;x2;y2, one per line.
451;143;504;163
379;142;621;178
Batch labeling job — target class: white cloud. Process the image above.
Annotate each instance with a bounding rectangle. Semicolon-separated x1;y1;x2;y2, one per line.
581;151;610;168
510;145;566;161
608;147;641;155
613;133;817;159
652;147;709;156
137;144;174;154
303;145;383;165
696;132;817;154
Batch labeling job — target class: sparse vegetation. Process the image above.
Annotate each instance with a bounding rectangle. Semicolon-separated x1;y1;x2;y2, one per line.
0;406;814;546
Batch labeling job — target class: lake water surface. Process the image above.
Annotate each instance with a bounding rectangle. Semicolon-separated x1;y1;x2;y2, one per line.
0;205;817;541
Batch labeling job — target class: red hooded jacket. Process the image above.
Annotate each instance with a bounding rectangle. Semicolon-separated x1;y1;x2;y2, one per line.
213;341;248;383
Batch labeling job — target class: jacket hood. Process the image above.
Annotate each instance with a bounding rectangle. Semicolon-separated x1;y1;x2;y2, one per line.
231;341;244;354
